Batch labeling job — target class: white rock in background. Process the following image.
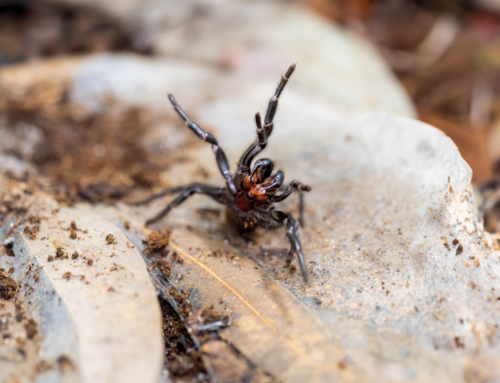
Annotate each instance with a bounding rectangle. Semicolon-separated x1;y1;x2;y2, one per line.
46;0;415;118
140;1;416;118
71;55;220;113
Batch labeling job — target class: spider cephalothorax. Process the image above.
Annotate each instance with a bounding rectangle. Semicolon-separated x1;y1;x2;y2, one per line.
139;64;311;282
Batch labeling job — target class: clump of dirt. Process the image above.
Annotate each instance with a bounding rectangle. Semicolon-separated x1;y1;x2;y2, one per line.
0;77;190;204
23;224;39;239
171;251;183;264
57;355;75;372
68;221;85;239
0;268;16;299
143;230;175;279
28;215;41;225
152;258;172;278
207;249;223;257
144;229;172;256
170;287;191;306
24;318;38;339
55;248;68;260
37;104;166;203
105;234;117;245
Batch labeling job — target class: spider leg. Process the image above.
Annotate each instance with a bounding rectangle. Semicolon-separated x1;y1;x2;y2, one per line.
135;186;188;206
271;209;308;283
298;193;305;228
239;64;296;169
168;94;236;194
271;181;311;227
145;183;224;226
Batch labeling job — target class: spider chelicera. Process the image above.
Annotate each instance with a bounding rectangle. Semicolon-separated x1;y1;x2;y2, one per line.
139;64;311;282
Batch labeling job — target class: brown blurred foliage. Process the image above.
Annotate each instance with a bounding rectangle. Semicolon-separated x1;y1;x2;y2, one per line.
308;0;500;186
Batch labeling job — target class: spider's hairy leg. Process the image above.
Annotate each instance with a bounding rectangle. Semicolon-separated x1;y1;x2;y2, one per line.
168;94;236;194
271;209;308;283
298;193;306;228
263;63;296;135
135;186;188;206
239;64;296;169
145;183;224;226
271;180;311;227
255;112;265;146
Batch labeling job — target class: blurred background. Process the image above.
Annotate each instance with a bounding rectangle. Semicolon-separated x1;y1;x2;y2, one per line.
2;0;500;229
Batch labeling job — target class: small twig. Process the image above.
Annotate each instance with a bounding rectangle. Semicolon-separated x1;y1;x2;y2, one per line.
32;266;45;273
15;261;32;298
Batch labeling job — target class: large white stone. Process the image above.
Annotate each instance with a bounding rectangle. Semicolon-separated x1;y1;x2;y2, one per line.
134;89;500;381
57;0;416;118
139;1;416;118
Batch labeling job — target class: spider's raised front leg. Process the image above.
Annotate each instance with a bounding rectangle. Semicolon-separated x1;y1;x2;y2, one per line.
168;94;236;194
239;64;296;169
271;181;311;227
145;183;224;226
270;209;308;283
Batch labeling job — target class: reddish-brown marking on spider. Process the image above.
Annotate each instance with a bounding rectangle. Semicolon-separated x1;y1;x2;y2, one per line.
235;175;274;213
139;64;312;282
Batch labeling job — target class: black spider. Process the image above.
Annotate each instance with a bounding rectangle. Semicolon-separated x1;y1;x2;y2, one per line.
139;64;311;282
